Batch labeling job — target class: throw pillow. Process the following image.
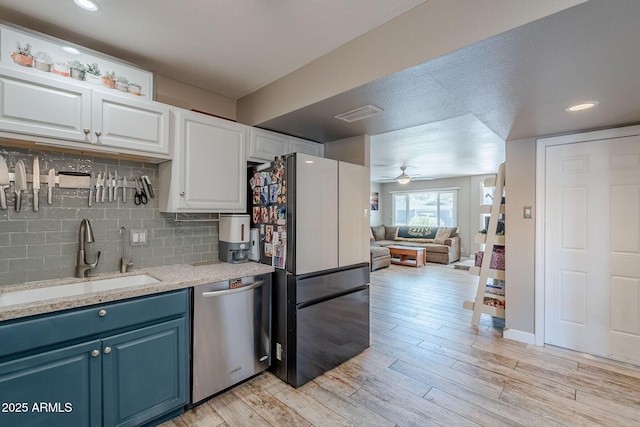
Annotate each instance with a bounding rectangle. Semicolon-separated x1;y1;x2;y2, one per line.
396;226;437;239
385;225;399;240
369;227;374;241
371;225;385;241
433;228;450;244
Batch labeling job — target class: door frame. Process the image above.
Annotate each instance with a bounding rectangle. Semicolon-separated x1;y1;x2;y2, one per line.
534;124;640;346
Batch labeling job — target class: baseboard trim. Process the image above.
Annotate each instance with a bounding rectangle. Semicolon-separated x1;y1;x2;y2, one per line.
503;328;535;345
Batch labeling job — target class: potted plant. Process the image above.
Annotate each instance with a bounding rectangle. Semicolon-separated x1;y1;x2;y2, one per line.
11;42;33;67
128;82;142;96
68;60;87;81
52;62;71;77
85;62;102;85
115;75;129;92
33;51;52;72
102;71;116;89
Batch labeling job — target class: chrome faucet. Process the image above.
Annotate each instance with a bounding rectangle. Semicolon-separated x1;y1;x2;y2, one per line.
76;219;101;278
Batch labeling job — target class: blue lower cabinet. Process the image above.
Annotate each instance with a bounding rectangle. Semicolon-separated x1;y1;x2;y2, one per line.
0;340;102;427
102;318;189;427
0;289;190;427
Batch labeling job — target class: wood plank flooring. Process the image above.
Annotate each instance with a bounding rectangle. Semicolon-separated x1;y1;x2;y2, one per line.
160;263;640;426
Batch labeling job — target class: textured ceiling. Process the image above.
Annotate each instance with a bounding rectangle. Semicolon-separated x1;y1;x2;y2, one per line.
1;1;639;183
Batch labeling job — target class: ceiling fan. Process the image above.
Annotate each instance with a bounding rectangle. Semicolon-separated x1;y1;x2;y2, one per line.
380;166;421;184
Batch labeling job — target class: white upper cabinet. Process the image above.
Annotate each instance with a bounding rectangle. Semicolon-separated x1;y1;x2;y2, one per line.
0;67;170;159
91;90;170;156
0;67;92;141
247;128;323;162
288;135;324;157
159;109;248;213
247;128;289;162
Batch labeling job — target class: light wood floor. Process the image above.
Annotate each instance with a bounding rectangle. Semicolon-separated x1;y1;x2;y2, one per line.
161;263;640;426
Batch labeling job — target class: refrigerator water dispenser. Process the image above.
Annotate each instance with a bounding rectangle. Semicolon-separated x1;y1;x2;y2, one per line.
219;214;250;263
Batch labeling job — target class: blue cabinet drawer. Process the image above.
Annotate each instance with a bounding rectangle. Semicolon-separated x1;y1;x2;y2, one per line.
0;289;189;360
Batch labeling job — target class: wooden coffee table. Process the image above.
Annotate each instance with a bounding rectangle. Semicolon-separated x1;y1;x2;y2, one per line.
387;245;425;268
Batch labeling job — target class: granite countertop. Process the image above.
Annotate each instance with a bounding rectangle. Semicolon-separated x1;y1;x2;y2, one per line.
0;261;274;322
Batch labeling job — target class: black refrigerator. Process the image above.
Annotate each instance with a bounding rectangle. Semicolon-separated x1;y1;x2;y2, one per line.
249;153;371;387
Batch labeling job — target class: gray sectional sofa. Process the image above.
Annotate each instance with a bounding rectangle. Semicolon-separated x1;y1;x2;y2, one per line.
370;225;461;265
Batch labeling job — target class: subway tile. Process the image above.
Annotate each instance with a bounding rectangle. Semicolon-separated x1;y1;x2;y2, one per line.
0;271;27;286
0;259;8;273
0;245;27;259
27;220;63;233
28;244;62;257
9;257;45;272
0;220;28;233
46;231;77;244
0;234;10;246
11;232;46;246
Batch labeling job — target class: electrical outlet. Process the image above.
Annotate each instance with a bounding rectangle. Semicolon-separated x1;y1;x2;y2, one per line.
130;229;148;246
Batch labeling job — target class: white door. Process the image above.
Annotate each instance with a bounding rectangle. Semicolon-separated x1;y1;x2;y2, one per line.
545;135;640;365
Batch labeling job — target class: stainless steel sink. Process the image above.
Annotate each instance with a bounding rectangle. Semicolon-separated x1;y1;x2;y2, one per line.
0;274;160;307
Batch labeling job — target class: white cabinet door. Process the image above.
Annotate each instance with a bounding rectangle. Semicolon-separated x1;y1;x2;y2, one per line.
248;128;288;162
91;90;170;156
159;109;247;213
288;136;324;157
338;161;370;267
0;67;91;142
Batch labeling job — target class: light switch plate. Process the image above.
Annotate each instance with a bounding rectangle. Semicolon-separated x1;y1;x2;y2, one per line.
130;228;148;246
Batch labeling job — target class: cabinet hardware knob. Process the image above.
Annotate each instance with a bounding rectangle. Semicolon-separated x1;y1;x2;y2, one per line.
98;309;107;317
91;349;100;357
83;128;91;135
103;346;112;354
180;191;185;196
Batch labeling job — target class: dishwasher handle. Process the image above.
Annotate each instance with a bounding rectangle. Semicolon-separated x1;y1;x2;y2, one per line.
201;280;265;298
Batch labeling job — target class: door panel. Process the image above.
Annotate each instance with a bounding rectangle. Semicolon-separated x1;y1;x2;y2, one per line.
0;340;101;427
545;135;640;365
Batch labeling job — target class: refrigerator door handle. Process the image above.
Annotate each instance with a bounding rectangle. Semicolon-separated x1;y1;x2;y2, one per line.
201;280;265;297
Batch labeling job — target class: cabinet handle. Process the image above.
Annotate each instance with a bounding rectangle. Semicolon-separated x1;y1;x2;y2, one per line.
103;346;112;354
180;191;185;196
95;131;102;138
98;309;107;317
91;349;100;357
83;128;91;136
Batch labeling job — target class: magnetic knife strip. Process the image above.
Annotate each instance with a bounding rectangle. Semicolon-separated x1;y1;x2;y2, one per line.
6;172;141;190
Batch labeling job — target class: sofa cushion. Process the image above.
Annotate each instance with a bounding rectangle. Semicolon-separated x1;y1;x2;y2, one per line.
433;227;457;244
370;246;390;257
394;225;438;243
385;225;399;240
371;225;385;241
369;227;374;241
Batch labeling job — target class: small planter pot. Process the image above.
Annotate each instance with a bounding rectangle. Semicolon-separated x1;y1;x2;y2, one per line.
70;68;86;81
102;77;116;89
33;59;52;72
11;52;33;67
128;84;142;96
52;63;70;77
85;73;102;85
115;82;129;92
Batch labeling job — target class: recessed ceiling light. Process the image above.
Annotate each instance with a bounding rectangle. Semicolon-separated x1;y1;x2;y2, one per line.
74;0;100;12
62;46;81;55
564;101;599;112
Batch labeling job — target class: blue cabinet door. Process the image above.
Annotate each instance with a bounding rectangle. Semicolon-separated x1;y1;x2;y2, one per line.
0;340;102;427
102;317;188;427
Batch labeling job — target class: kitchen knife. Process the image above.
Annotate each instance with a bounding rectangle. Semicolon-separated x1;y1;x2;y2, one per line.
32;157;40;212
122;176;127;203
0;155;9;210
95;172;102;203
107;171;113;202
140;175;154;199
88;172;94;207
101;172;106;203
14;160;27;212
47;169;55;205
113;171;119;202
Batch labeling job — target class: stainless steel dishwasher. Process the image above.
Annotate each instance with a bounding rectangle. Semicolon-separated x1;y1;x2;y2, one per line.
191;274;271;404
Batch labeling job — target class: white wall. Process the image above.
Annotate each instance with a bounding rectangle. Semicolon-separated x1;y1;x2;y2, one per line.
370;182;383;226
324;135;370;166
155;76;236;120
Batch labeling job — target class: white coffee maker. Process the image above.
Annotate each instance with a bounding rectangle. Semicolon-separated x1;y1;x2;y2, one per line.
218;214;250;263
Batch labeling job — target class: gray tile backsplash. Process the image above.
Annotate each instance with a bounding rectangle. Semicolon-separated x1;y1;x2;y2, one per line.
0;146;219;286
